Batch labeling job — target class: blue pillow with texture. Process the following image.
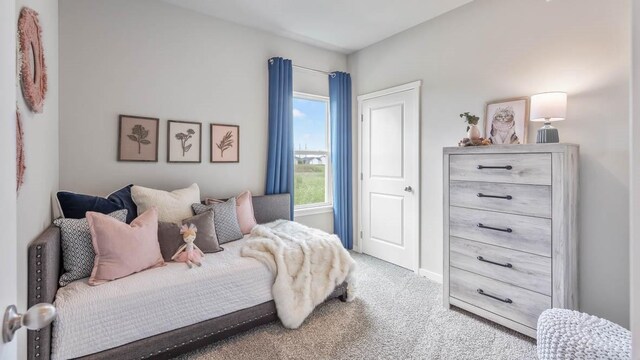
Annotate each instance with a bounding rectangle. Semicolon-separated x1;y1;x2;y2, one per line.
56;185;137;223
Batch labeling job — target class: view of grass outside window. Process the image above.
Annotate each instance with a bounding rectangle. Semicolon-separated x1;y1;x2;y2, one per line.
293;94;330;208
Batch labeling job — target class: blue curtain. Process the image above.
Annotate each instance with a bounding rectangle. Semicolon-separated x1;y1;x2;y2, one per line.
330;72;353;249
266;57;294;219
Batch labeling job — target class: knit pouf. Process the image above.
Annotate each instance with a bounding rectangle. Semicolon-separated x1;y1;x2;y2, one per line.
537;309;631;359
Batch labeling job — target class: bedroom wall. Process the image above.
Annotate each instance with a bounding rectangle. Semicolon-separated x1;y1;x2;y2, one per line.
15;0;59;358
0;0;17;358
58;0;346;233
631;0;639;355
348;0;631;327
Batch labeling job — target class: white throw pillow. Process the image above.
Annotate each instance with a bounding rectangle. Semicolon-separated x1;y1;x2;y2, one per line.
131;183;200;223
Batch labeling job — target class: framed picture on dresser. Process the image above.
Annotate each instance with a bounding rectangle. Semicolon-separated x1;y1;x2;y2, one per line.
167;120;202;163
485;97;529;145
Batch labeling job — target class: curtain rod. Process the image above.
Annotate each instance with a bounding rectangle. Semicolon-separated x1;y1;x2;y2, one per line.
268;58;336;77
293;64;336;77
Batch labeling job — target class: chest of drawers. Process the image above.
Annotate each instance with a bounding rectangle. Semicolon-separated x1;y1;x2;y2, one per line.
443;144;579;338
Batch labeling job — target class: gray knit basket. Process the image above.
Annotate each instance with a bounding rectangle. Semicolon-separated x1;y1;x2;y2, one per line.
537;309;631;359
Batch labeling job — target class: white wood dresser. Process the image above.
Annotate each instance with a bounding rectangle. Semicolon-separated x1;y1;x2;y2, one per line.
443;144;579;338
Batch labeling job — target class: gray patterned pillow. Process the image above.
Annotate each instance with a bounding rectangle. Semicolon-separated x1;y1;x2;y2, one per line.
192;198;243;244
54;209;128;286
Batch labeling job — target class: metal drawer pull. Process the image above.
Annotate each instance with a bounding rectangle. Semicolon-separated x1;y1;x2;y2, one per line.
477;289;513;304
477;223;513;233
477;256;513;268
477;165;513;170
477;193;513;200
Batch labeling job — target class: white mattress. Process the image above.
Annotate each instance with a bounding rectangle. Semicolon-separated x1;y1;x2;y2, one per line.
51;237;274;360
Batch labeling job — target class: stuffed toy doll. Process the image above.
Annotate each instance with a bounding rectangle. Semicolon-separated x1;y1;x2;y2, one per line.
171;224;204;268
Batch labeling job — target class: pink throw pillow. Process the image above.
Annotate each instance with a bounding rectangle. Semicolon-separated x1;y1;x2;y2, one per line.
206;191;257;234
87;207;164;285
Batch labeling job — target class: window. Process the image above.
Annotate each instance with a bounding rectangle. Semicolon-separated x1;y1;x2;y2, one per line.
293;92;332;211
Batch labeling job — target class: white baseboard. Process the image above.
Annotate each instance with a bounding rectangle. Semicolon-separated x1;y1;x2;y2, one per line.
419;268;443;283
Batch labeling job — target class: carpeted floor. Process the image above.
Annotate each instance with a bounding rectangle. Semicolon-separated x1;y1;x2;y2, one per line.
176;253;537;359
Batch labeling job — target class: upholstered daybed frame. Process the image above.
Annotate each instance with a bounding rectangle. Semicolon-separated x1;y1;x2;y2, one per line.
27;194;349;360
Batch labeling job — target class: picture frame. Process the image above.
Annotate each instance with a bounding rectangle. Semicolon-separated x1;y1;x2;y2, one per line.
167;120;202;163
118;115;159;162
210;124;239;163
485;97;530;145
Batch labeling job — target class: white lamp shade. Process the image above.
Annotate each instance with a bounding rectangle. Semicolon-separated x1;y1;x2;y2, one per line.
530;92;567;122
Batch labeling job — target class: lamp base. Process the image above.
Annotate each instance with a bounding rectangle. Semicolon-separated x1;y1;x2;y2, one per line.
536;123;559;143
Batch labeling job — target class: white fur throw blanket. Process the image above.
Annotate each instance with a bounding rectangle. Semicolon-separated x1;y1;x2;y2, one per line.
241;220;356;329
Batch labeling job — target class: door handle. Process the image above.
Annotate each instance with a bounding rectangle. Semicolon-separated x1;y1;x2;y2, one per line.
404;186;413;192
2;303;56;343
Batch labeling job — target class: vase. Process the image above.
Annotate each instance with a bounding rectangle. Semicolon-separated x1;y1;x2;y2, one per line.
467;124;481;140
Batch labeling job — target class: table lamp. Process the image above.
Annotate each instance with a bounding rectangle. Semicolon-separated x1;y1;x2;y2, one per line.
530;92;567;143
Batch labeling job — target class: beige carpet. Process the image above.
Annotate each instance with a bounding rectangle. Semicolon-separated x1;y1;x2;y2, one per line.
176;253;537;359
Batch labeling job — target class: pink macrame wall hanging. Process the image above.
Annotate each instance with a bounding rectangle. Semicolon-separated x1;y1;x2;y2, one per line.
18;7;47;113
16;110;26;192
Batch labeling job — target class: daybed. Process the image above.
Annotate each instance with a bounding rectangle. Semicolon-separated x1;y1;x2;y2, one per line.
27;194;349;360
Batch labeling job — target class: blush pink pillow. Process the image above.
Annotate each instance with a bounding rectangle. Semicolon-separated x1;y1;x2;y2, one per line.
86;207;164;285
206;191;257;234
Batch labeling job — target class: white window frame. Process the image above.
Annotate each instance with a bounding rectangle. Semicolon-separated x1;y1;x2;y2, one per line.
293;91;333;216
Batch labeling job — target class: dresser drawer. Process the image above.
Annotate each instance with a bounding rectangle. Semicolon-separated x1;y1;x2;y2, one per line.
449;206;551;257
449;181;551;218
449;268;551;329
450;237;551;295
449;153;551;185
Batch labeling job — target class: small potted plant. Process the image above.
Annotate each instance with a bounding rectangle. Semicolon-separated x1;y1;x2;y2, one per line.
460;112;481;140
457;112;491;147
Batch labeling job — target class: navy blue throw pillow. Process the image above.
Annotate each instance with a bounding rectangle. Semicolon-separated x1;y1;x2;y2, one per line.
105;185;137;222
56;185;138;223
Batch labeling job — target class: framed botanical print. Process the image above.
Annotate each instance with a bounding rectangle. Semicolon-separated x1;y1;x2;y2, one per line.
485;97;530;145
210;124;239;163
167;120;202;163
118;115;159;162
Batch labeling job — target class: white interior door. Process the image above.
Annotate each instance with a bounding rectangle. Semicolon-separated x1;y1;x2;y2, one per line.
0;0;18;357
359;81;421;272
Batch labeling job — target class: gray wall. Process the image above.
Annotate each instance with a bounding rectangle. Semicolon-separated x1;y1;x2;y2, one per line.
348;0;630;327
15;0;59;357
59;0;345;233
0;0;17;358
631;0;639;355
